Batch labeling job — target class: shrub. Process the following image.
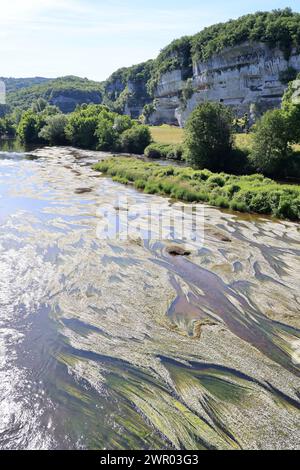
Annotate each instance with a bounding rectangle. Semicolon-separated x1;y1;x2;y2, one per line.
65;106;105;149
17;110;46;143
184;102;233;171
144;143;169;159
226;184;241;196
144;143;183;160
207;175;226;187
120;125;152;154
39;114;68;145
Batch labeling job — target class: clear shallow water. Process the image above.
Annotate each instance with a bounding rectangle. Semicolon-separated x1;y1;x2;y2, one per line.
0;147;300;450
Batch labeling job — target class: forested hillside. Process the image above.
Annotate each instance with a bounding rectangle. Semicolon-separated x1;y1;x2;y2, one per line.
5;76;103;113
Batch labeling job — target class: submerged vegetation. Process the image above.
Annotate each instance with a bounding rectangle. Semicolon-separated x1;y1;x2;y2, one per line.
94;158;300;221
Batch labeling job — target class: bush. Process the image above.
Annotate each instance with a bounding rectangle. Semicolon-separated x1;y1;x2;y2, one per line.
120;125;152;154
39;114;68;145
17;110;46;143
65;104;108;149
184;102;233;171
207;175;226;187
250;109;292;176
144;143;183;160
0;116;16;139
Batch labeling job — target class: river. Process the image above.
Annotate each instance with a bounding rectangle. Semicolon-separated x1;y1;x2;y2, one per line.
0;146;299;450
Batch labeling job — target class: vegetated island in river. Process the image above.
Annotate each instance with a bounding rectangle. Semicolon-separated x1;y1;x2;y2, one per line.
94;158;300;222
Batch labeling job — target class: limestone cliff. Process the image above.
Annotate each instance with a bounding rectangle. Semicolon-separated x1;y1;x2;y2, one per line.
104;42;300;127
176;43;300;126
103;10;300;127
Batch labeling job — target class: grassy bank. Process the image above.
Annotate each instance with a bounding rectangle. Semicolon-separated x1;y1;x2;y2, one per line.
94;158;300;221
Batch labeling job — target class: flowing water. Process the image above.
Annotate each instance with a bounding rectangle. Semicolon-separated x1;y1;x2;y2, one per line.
0;146;299;450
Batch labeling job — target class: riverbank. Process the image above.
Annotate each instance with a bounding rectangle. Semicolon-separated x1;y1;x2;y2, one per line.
94;157;300;221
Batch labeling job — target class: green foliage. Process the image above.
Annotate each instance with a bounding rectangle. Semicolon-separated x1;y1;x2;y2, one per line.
39;114;68;145
282;76;300;143
65;104;108;149
120;125;152;154
191;9;300;62
181;78;194;107
0;104;11;118
250;109;293;176
184;102;233;171
6;76;103;113
144;143;183;160
95;117;118;151
1;77;51;93
0;115;16;138
17;110;46;143
14;102;152;152
94;157;300;220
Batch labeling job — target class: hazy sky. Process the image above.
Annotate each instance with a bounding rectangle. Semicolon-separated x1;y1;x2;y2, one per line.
1;0;299;81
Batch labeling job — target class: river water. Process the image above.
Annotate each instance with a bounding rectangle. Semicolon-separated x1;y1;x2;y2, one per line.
0;146;299;450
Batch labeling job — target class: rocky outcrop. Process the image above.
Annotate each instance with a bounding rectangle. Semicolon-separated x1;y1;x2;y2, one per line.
103;61;153;119
148;43;300;127
50;90;102;113
147;70;184;125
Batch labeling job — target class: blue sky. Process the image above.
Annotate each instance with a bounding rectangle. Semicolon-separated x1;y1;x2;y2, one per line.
1;1;299;80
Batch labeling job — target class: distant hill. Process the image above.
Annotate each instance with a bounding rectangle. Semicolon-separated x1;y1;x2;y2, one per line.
1;77;52;94
6;76;103;113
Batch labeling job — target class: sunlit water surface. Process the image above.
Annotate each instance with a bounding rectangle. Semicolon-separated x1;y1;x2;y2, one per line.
0;146;299;450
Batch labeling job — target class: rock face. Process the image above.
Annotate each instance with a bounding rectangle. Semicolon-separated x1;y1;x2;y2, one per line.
50;90;102;113
290;78;300;104
147;70;184;125
103;61;153;120
149;42;300;127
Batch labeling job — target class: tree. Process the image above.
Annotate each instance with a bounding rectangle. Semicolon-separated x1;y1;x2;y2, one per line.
39;114;68;145
0;116;16;138
0;118;6;137
120;125;152;154
17;110;45;143
250;109;292;176
32;98;48;113
95;118;119;151
184;102;233;171
282;75;300;143
113;115;132;133
65;104;111;149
